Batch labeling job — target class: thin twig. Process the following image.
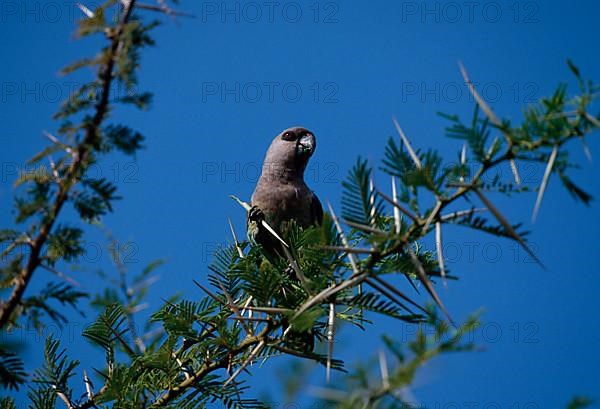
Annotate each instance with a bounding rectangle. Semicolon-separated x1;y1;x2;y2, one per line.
344;220;387;236
0;0;138;330
215;278;252;335
222;340;265;388
422;200;442;234
474;188;545;268
150;325;272;407
585;111;600;128
135;1;196;17
293;273;368;319
365;277;417;314
319;246;377;255
376;188;418;223
368;276;427;313
109;236;145;353
230;316;269;322
282;245;312;295
193;280;224;305
407;247;454;326
440;207;487;222
40;264;81;287
242;306;293;314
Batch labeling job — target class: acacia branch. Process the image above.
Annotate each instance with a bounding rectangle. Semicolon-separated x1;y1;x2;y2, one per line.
149;322;274;407
0;1;137;329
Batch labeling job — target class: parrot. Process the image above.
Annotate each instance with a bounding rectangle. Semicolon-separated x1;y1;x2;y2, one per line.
247;126;323;256
246;126;323;351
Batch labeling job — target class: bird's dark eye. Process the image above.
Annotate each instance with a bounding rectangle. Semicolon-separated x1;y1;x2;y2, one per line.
281;131;295;141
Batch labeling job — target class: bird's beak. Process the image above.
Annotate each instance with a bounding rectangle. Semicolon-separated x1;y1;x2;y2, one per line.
297;133;316;157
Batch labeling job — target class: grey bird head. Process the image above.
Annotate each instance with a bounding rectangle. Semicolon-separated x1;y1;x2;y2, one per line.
261;127;316;181
250;126;323;256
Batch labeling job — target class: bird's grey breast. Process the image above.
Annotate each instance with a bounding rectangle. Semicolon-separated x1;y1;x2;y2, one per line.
251;178;314;229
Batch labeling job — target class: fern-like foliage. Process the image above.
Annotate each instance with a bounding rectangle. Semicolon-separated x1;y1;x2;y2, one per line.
28;337;79;408
0;348;26;390
0;0;597;406
21;282;88;330
83;304;129;355
342;158;385;226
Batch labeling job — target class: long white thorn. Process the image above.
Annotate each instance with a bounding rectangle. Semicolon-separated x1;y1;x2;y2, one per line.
459;61;521;185
83;369;93;399
585;112;600;128
486;136;500;159
53;385;74;409
532;145;559;223
228;218;244;258
440;207;487;221
327;201;360;274
76;2;95;18
435;222;447;289
580;137;593;163
391;176;401;234
48;156;60;180
327;201;362;313
510;160;522;185
326;302;336;383
43;130;73;155
261;220;289;248
392;117;422;169
369;178;376;225
230;195;289;248
240;296;253;317
460;143;467;182
379;349;390;389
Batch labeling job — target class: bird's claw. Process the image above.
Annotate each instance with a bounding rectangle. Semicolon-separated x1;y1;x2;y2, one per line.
248;205;265;223
284;264;294;277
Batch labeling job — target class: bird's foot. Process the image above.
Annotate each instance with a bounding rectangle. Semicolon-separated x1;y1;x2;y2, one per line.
284;264;294;276
248;205;265;223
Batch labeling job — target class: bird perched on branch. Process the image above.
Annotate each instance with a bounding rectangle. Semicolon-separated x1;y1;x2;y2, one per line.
247;126;323;257
247;126;323;352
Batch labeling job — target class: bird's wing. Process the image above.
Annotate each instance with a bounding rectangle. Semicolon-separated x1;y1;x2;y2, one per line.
310;192;324;225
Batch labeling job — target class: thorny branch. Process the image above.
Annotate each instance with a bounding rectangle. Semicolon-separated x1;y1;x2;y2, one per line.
0;1;138;329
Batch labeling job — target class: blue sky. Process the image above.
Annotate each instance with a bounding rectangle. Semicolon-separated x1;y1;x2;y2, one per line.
1;0;600;407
